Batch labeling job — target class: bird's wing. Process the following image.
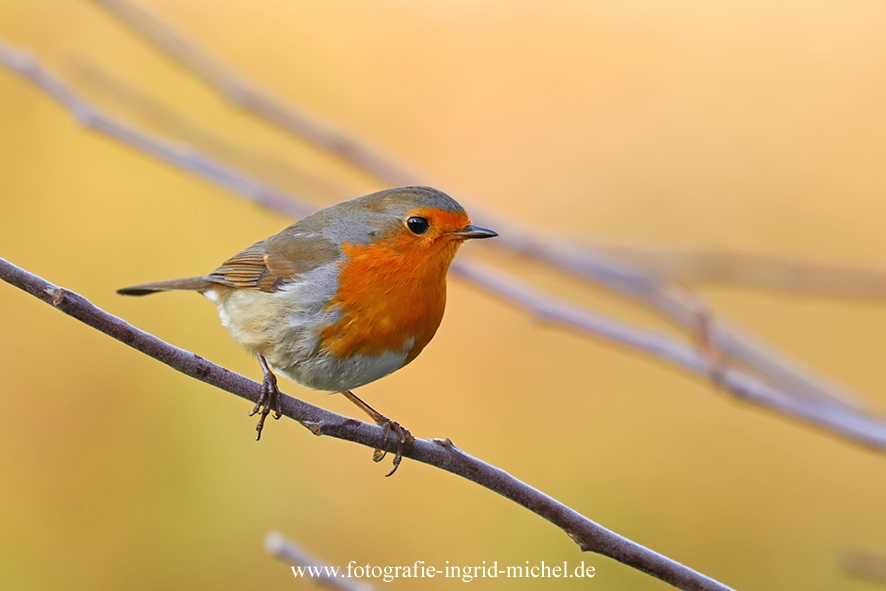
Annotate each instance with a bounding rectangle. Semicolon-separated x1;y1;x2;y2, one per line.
206;232;341;293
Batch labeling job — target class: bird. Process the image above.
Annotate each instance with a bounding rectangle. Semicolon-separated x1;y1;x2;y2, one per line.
117;186;497;474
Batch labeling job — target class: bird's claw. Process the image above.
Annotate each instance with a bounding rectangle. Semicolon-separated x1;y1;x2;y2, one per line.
372;418;414;477
249;370;281;441
340;390;413;476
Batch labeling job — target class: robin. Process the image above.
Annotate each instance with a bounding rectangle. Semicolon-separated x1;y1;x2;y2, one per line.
118;186;497;474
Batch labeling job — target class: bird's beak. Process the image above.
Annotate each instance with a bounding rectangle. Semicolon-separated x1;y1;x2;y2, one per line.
451;224;498;240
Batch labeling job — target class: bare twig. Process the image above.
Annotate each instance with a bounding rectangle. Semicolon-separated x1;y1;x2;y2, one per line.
476;229;866;410
265;532;375;591
457;261;886;449
0;41;310;220
587;241;886;299
2;39;885;453
88;0;868;410
0;257;733;591
66;56;348;201
841;549;886;585
91;0;416;186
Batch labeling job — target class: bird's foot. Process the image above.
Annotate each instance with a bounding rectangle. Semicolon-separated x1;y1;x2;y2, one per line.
340;390;413;476
249;363;282;441
372;416;415;477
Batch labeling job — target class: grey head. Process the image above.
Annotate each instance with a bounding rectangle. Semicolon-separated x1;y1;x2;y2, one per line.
275;186;467;248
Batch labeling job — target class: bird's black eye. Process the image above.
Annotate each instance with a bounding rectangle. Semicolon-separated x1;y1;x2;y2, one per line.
406;216;429;235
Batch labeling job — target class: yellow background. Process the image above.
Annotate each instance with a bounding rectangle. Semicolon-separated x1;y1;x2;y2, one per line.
2;1;886;589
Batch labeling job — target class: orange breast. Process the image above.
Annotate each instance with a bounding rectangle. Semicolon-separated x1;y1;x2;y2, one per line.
319;233;458;363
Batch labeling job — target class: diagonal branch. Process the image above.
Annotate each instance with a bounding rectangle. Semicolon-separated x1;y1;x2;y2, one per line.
0;41;311;221
0;256;734;591
586;241;886;299
2;38;885;453
457;260;886;450
90;0;421;187
842;549;886;585
66;56;348;201
88;0;867;410
266;532;376;591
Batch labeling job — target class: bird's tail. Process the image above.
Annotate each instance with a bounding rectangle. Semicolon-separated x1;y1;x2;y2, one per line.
117;277;213;296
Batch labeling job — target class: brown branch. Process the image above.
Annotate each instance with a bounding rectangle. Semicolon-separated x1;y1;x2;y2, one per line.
587;241;886;299
65;56;349;201
0;257;735;591
2;38;885;453
91;0;417;187
0;41;311;220
265;532;375;591
456;260;886;450
88;0;869;411
841;549;886;585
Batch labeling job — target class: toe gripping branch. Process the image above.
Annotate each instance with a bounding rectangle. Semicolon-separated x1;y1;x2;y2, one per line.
342;390;414;476
251;354;282;440
248;358;413;476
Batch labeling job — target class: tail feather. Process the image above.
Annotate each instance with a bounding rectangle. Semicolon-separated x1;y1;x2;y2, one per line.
117;277;213;296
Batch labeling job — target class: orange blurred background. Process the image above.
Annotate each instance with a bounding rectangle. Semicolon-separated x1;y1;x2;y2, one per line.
2;1;886;589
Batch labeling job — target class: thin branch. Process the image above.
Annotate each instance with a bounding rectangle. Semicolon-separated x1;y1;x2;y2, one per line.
91;0;417;187
2;39;885;453
841;549;886;585
265;532;375;591
0;41;310;221
456;260;886;450
477;229;866;410
0;257;734;591
66;56;349;201
587;241;886;299
88;0;868;410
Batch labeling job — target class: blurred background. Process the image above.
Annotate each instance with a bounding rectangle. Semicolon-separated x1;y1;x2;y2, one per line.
2;1;886;589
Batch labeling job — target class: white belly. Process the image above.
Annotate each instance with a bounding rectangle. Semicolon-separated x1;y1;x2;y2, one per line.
206;265;411;392
271;339;412;392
